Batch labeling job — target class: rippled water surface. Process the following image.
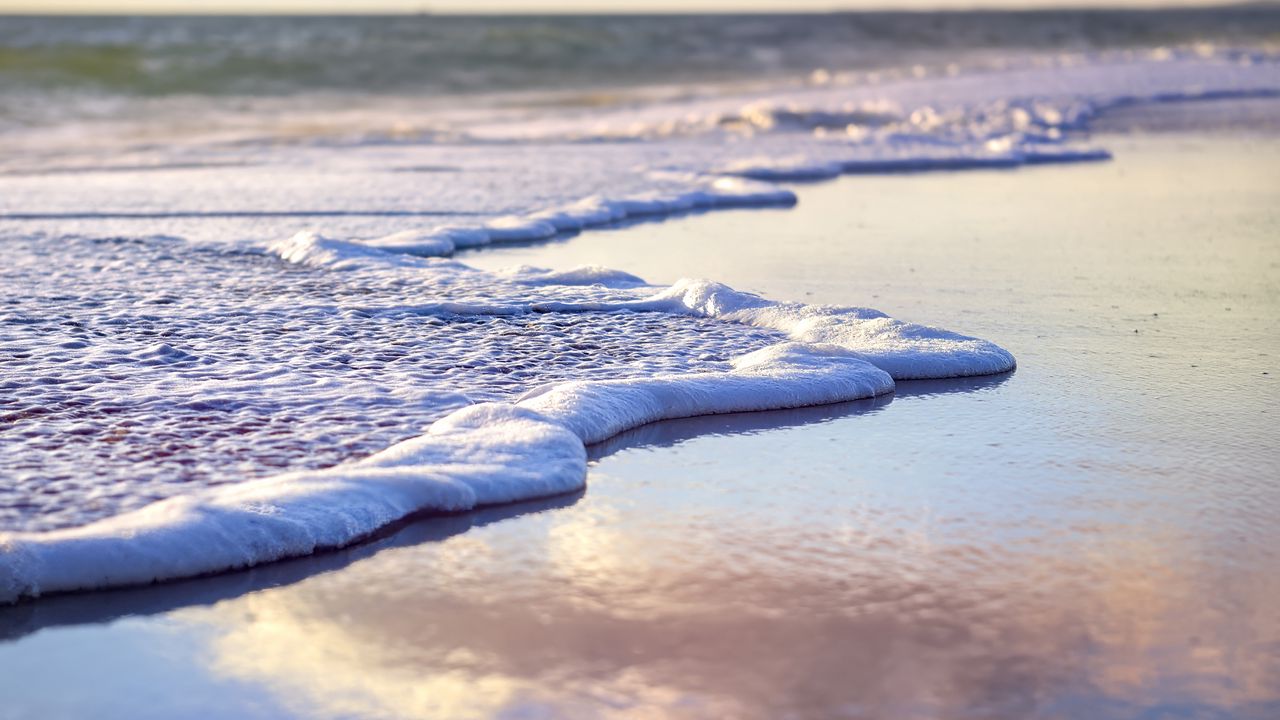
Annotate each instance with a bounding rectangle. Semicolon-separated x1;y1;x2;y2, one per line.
0;235;784;531
1;132;1277;718
4;9;1277;98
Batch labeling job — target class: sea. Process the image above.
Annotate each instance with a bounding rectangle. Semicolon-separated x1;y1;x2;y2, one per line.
1;8;1278;601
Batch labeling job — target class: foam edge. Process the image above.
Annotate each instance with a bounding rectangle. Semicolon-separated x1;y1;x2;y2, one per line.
0;341;894;604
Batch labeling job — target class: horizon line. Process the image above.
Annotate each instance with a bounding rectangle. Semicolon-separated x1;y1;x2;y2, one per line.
0;1;1268;16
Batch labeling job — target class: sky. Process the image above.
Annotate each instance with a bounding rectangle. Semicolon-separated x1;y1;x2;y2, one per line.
0;0;1247;13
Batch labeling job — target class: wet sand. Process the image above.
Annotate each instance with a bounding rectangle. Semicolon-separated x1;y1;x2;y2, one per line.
1;128;1277;719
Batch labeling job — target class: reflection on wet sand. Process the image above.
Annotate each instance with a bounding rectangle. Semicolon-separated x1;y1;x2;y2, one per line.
3;337;1276;718
183;430;1278;719
0;393;906;643
0;495;578;643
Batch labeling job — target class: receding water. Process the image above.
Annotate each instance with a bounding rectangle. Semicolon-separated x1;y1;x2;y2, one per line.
1;129;1276;719
0;235;783;531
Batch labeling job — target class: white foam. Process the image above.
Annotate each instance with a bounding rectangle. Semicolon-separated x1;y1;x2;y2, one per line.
538;279;1016;380
269;231;436;270
518;343;894;445
690;176;799;207
530;196;627;229
8;51;1273;603
427;226;493;250
483;215;560;242
498;265;649;289
0;335;896;603
721;156;845;182
0;404;585;602
360;229;457;256
0;263;1015;604
265;177;798;267
260;238;1016;382
466;54;1280;146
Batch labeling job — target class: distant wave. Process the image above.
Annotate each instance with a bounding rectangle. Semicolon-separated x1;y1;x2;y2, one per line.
2;8;1278;96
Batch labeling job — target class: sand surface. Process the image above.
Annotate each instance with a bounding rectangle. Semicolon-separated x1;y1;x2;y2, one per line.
1;128;1277;719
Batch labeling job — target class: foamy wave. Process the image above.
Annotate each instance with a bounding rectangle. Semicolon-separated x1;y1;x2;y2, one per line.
497;265;648;289
0;332;903;603
467;53;1280;143
0;403;585;603
268;177;797;264
519;343;894;446
262;58;1278;270
0;267;1011;603
539;279;1016;380
4;49;1273;604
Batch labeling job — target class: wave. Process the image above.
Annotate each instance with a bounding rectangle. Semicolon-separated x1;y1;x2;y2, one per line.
1;228;1012;601
3;9;1277;97
2;49;1278;603
0;285;998;603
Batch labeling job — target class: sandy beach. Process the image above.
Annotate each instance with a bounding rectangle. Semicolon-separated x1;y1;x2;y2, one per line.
2;115;1277;718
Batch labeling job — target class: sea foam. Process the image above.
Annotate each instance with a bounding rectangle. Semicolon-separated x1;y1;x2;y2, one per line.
2;51;1277;602
0;329;908;603
0;262;1004;603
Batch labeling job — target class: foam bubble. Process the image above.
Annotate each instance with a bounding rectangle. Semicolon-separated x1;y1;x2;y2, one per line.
269;231;434;270
361;229;457;256
0;332;900;603
519;343;894;445
498;265;649;288
538;279;1016;379
483;216;560;242
721;156;845;181
0;404;585;603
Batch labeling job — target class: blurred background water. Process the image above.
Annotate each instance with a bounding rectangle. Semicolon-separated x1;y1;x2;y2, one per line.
2;9;1278;94
2;8;1279;132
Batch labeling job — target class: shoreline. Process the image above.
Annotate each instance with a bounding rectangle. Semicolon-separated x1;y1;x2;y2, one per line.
3;92;1274;605
1;125;1276;718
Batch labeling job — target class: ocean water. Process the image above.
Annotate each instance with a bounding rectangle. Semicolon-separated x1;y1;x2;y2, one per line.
0;127;1274;720
4;10;1278;95
2;234;791;531
1;11;1279;600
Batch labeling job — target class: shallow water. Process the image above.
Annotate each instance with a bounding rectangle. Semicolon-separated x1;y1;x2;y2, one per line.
1;130;1276;718
0;235;784;531
9;33;1245;595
